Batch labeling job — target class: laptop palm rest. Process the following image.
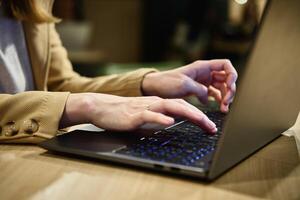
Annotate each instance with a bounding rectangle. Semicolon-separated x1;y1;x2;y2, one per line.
41;130;142;153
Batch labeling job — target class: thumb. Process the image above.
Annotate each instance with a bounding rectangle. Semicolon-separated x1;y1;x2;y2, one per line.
187;80;209;104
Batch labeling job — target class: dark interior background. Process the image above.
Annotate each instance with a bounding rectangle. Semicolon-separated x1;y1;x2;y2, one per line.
53;0;268;77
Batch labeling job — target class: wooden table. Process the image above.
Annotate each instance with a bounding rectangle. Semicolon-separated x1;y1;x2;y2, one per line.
1;136;299;200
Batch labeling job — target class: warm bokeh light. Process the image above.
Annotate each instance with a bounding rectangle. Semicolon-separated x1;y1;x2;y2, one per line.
235;0;248;5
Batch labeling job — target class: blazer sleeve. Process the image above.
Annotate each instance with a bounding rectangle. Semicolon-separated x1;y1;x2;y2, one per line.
0;91;69;143
47;23;158;96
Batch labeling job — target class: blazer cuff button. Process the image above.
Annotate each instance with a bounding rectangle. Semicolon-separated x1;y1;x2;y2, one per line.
23;119;39;134
3;122;19;137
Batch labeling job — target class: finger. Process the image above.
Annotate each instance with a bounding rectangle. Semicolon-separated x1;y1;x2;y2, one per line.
173;98;206;114
212;82;233;112
220;103;229;113
220;91;235;113
220;83;236;112
211;71;227;82
211;71;236;105
212;71;226;76
223;83;236;104
132;110;174;128
227;89;236;104
208;86;222;103
173;99;219;132
151;100;217;133
212;82;227;100
208;59;238;88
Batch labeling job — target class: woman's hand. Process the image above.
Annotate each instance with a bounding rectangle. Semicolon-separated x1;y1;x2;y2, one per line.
142;59;238;112
60;93;217;133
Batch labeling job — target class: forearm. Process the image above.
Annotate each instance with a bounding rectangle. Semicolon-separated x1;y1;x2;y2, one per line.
48;68;159;97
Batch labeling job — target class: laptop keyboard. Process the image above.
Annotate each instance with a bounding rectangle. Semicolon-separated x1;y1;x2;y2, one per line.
116;111;225;167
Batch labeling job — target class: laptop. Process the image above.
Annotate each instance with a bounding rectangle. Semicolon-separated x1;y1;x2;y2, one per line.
40;0;300;180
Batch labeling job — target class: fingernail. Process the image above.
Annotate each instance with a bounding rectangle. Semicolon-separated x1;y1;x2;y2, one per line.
165;117;174;124
221;104;229;113
224;106;229;112
207;119;216;129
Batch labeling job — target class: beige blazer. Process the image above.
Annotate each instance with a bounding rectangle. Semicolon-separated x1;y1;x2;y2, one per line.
0;0;157;143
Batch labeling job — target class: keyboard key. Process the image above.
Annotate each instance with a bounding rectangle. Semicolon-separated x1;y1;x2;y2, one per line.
116;111;225;167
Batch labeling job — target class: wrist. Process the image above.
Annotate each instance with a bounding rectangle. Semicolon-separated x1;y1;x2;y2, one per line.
142;72;158;96
59;93;93;128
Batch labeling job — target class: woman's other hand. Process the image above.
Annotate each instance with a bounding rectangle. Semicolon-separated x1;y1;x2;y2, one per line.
142;59;238;112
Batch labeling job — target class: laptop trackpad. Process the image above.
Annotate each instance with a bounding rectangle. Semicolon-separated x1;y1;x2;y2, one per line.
45;130;141;153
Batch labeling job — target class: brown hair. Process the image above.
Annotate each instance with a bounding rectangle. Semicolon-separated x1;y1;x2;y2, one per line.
4;0;60;23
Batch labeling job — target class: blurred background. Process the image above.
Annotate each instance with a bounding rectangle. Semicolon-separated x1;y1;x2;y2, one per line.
53;0;268;77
